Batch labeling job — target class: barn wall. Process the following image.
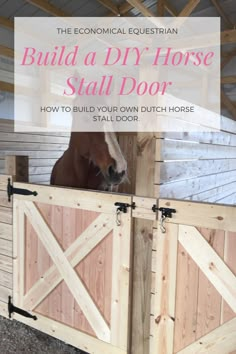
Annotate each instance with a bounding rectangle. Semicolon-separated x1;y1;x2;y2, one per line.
0;175;13;317
155;115;236;205
0;119;69;184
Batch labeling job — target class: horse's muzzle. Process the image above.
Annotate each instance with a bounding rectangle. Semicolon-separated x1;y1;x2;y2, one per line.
106;165;126;185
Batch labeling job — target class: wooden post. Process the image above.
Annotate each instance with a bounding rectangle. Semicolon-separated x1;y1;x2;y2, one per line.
131;132;156;354
5;156;29;182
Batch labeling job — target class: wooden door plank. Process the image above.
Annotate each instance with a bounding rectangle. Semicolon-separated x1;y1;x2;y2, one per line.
0;222;12;241
158;199;236;232
177;317;236;354
14;312;126;354
196;228;225;340
221;231;236;324
111;211;132;350
24;213;113;310
23;200;111;341
13;182;131;214
179;225;236;313
173;241;199;352
150;223;178;354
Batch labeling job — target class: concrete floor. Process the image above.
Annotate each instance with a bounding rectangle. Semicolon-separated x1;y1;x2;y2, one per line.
0;315;87;354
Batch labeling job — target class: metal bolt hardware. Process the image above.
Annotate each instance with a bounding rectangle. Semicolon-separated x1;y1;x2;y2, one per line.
114;202;136;226
8;296;37;320
152;205;176;233
7;178;38;202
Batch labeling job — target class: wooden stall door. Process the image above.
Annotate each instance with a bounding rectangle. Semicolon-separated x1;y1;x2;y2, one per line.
13;183;133;354
151;199;236;354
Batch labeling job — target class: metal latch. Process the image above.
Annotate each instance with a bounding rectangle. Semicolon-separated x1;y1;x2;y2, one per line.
8;296;37;321
7;178;38;202
114;202;136;226
152;205;176;233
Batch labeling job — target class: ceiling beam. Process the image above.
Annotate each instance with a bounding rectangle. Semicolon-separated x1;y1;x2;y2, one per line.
0;81;14;93
210;0;233;29
0;16;14;30
157;0;165;16
164;1;178;16
25;0;71;17
178;0;200;17
221;49;236;69
96;0;120;15
125;0;155;17
0;45;14;58
109;0;177;17
221;29;236;44
221;90;236;120
221;76;236;85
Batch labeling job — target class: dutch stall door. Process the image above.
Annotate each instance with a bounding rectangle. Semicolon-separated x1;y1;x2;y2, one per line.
12;182;132;354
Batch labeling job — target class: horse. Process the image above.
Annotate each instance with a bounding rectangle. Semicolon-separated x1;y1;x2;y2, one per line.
50;131;127;191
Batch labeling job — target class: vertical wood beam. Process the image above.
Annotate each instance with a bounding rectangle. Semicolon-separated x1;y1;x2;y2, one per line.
131;132;156;354
5;156;29;183
221;91;236;120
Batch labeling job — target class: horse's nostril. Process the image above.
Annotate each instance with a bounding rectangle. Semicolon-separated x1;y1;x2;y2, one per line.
108;165;115;177
121;170;126;176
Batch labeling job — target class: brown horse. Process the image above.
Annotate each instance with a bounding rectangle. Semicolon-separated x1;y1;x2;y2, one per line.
50;131;127;191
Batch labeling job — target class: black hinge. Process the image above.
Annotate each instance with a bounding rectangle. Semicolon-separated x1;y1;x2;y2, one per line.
8;296;37;321
7;178;38;202
152;205;176;218
114;202;136;213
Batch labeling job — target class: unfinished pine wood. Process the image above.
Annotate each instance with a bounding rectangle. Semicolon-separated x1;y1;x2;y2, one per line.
158;170;236;200
132;132;156;354
5;156;29;183
174;241;199;352
222;232;236;324
0;286;12;304
0;174;11;191
24;213;113;310
0;269;12;289
118;133;137;194
25;0;70;16
110;210;132;350
196;228;225;340
0;206;12;224
158;199;236;232
0;254;12;273
192;182;236;203
0;119;69;185
14;184;133;354
156;159;236;184
14;312;126;354
0;238;12;257
150;223;178;354
177;317;236;354
156;139;236;160
132;196;156;221
178;0;200;16
125;0;155;16
13;182;131;214
0;190;11;208
179;226;236;313
23;200;110;342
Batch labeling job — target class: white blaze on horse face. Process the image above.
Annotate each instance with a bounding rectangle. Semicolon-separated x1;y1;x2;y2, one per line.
105;132;127;173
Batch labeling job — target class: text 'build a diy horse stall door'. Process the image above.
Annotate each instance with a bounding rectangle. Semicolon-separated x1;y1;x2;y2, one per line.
12;183;133;354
